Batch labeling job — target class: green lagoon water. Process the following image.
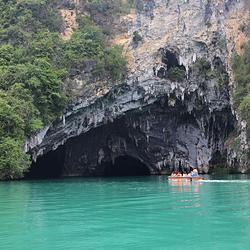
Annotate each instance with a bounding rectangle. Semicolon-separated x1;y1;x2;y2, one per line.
1;175;250;250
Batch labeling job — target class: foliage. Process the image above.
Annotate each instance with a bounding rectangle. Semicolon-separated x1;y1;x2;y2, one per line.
85;0;129;16
205;22;212;28
83;0;150;18
106;46;127;79
81;0;153;29
0;0;127;179
232;41;250;136
0;86;43;138
210;165;230;174
63;25;105;70
209;152;230;174
133;31;143;42
194;57;229;86
168;67;186;82
82;0;131;30
194;58;211;73
0;137;31;180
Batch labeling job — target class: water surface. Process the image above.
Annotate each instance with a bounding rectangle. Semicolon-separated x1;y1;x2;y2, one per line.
1;175;250;249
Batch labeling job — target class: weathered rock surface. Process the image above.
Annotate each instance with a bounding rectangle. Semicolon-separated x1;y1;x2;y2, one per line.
26;0;250;175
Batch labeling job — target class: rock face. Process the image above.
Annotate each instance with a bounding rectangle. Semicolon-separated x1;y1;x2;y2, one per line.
61;87;234;176
26;0;250;176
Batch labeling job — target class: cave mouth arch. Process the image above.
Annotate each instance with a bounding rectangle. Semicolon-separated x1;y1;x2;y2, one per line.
25;145;65;180
103;156;151;176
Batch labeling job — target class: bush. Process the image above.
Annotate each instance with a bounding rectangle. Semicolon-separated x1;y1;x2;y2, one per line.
168;67;186;82
194;57;229;86
106;46;127;79
232;41;250;135
210;165;230;174
133;31;143;42
205;22;212;28
194;58;211;72
0;137;31;180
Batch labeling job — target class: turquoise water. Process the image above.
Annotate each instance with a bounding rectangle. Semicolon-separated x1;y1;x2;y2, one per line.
1;175;250;250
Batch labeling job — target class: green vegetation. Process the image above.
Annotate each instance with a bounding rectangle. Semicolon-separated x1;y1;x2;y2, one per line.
209;152;231;174
81;0;154;30
0;0;64;179
210;165;231;174
83;0;151;16
0;137;31;180
106;46;127;79
205;22;212;28
133;31;143;42
168;67;186;82
0;0;127;179
81;0;132;32
194;58;211;73
84;0;131;17
232;41;250;136
239;22;246;32
194;57;229;86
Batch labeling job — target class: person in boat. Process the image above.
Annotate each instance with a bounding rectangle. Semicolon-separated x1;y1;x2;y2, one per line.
182;172;188;177
190;169;198;177
176;172;182;177
171;172;176;177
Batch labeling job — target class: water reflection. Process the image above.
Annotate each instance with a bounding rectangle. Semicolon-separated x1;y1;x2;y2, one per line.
168;180;191;192
168;180;202;209
168;180;202;192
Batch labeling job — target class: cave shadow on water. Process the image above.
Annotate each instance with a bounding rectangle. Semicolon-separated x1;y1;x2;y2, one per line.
103;156;150;177
25;145;65;180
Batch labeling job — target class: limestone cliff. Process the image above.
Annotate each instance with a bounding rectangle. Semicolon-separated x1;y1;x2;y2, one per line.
25;0;250;176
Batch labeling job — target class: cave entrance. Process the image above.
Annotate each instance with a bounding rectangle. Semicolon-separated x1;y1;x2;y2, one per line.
163;50;186;71
103;156;150;176
25;145;65;179
157;49;186;79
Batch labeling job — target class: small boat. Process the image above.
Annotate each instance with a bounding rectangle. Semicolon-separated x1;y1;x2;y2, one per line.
168;176;204;181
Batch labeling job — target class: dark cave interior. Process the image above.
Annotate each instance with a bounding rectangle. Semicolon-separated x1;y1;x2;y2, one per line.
156;49;186;78
26;148;151;179
163;50;186;70
163;50;181;69
103;156;151;176
25;145;65;179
